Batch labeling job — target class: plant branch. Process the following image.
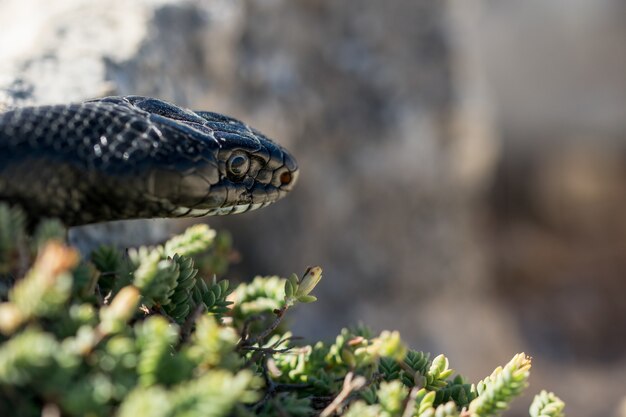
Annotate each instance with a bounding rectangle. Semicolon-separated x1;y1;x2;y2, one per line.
320;372;366;417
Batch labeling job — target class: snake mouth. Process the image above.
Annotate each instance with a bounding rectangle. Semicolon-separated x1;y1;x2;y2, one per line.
172;200;274;217
213;176;296;215
211;201;273;216
171;174;296;218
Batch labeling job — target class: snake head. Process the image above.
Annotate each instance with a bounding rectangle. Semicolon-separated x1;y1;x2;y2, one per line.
192;110;299;215
109;96;299;217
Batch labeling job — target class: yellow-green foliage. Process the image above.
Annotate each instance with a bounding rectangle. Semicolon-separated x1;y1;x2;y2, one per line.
0;204;564;417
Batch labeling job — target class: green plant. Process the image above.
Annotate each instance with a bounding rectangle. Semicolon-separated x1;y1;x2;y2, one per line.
0;203;565;416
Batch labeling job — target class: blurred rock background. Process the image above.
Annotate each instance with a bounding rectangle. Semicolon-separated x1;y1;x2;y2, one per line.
1;0;625;415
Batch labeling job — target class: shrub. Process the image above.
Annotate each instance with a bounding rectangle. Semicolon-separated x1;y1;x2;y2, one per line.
0;204;564;417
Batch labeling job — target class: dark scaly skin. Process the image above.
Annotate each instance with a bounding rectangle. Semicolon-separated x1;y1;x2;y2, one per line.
0;96;298;226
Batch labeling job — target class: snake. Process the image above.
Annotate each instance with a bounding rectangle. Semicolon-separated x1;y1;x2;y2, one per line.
0;96;298;227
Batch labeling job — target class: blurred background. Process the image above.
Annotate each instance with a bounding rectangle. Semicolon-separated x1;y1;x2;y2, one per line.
1;0;625;415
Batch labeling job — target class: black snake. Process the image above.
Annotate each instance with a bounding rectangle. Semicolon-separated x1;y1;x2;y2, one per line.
0;96;298;226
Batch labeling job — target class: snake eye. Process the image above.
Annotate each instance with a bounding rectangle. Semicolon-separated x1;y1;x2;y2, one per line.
227;153;250;178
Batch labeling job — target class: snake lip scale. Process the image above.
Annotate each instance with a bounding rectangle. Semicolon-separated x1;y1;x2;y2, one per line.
0;96;299;226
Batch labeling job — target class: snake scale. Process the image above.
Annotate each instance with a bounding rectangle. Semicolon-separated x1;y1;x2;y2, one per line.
0;96;298;226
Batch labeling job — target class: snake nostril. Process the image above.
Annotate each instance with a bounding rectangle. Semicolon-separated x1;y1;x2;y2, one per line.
279;171;292;185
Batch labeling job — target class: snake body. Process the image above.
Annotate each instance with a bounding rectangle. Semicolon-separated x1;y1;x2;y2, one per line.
0;96;298;226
